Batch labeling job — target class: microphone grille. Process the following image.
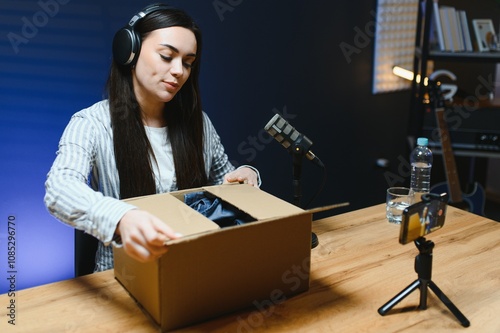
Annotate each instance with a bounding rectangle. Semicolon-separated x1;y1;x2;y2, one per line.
264;114;299;149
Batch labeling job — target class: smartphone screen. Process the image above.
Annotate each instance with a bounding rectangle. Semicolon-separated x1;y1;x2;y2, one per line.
399;197;447;245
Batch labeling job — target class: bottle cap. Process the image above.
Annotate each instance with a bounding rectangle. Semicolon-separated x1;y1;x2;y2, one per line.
417;137;428;146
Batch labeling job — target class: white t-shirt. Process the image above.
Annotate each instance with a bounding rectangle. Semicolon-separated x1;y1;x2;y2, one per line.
145;126;176;192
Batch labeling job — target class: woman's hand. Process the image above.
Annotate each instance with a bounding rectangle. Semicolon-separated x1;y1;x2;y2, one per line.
116;209;181;262
223;167;259;187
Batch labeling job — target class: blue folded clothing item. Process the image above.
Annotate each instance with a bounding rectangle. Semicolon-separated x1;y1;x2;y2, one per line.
184;191;255;228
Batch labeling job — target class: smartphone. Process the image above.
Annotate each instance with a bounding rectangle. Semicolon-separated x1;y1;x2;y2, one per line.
399;193;448;245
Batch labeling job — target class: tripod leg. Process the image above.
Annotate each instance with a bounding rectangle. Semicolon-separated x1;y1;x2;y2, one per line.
378;280;420;316
418;279;428;310
428;281;470;327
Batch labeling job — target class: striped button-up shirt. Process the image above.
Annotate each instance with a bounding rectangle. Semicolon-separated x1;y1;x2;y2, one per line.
44;100;256;271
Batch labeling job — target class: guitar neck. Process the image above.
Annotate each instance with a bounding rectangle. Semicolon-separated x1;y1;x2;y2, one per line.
434;106;463;203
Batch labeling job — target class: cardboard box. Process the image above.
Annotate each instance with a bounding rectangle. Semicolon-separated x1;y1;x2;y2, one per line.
114;184;312;332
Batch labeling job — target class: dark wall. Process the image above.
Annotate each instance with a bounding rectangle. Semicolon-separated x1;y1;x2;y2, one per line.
2;0;495;291
186;0;414;213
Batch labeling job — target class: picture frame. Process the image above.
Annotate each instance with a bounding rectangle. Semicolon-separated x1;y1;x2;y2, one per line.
472;19;497;52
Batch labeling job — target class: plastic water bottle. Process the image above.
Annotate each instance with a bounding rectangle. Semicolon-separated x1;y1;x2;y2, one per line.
410;137;433;201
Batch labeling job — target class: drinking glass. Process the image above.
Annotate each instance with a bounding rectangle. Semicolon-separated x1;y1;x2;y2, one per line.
386;187;414;224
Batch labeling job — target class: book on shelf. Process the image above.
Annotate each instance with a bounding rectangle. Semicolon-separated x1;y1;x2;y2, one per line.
423;1;482;54
439;6;455;51
429;0;446;51
458;10;473;52
442;6;464;52
451;7;465;51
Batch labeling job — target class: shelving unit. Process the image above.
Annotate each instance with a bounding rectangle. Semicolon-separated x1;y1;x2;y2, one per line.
409;0;500;148
419;48;500;62
408;0;500;220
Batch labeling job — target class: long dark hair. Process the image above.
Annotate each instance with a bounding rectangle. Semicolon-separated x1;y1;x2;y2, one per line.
107;7;207;199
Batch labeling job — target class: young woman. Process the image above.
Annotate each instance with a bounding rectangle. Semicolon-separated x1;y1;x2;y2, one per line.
44;4;260;272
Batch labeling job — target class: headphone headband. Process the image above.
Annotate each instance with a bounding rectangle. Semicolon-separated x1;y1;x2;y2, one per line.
112;3;173;66
127;4;172;27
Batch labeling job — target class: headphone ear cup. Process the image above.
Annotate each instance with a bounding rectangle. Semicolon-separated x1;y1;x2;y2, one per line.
112;27;141;66
112;3;173;66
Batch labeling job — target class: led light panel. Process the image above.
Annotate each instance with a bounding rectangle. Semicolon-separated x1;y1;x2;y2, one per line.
372;0;419;94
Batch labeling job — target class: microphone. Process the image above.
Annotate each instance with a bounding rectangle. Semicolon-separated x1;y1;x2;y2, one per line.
264;114;324;167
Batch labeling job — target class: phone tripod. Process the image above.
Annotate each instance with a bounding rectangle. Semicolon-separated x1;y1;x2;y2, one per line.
378;237;470;327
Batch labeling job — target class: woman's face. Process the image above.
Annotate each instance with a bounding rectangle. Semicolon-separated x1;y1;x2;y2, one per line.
132;26;197;107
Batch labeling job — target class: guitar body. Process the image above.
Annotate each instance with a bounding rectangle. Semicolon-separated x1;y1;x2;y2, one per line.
431;181;486;216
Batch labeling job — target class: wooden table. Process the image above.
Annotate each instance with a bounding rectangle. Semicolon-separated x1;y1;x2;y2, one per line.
2;204;500;332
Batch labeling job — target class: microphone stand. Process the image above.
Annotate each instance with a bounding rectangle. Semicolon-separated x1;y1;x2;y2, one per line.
291;140;319;249
292;153;303;206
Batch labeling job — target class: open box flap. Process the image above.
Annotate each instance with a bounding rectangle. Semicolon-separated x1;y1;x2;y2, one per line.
204;184;349;219
203;184;303;220
124;192;219;236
